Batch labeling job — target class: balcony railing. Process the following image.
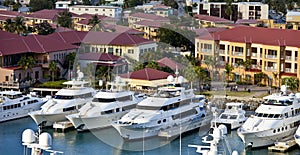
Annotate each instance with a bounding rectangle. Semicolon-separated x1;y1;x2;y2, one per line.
219;49;225;54
232;51;243;56
251;53;257;57
265;55;277;59
265;66;277;71
284;68;297;73
285;56;292;60
201;48;212;53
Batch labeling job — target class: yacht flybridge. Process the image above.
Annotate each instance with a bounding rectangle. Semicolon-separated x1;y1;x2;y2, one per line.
112;75;210;140
211;102;247;130
0;91;48;122
66;77;145;131
29;71;96;127
237;85;300;148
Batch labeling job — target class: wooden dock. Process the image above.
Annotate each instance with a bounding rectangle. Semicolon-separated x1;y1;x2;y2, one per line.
53;121;74;132
268;140;297;153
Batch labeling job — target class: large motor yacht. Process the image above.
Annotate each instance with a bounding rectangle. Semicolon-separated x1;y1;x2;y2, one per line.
237;86;300;148
112;75;210;140
29;74;96;127
211;102;247;130
0;91;48;122
66;77;145;131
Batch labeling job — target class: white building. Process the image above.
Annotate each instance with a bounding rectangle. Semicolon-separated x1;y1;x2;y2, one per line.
55;1;72;9
69;5;122;19
238;2;269;20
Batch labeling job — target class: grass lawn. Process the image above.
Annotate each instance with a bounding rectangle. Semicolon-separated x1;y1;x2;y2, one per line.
199;91;255;97
37;80;68;89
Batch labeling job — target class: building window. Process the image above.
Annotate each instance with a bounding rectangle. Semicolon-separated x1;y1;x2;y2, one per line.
108;47;113;54
5;76;9;81
58;4;63;7
35;71;39;80
85;8;89;11
128;49;134;54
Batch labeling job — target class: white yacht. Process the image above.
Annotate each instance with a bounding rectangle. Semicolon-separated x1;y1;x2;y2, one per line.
237;86;300;148
66;79;145;131
112;76;209;140
211;102;247;130
0;91;48;122
29;78;96;127
295;126;300;147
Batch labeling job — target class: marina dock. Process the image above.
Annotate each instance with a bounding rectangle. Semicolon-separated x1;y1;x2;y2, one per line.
53;121;74;132
268;139;297;153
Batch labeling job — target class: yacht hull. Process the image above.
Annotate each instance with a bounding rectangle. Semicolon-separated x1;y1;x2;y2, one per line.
295;127;300;147
66;112;127;131
29;111;75;127
237;128;296;148
112;123;159;140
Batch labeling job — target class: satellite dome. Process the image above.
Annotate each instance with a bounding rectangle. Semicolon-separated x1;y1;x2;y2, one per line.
39;132;52;148
22;129;35;144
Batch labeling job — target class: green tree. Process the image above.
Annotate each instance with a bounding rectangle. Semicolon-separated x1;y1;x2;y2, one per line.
282;77;299;92
82;0;91;5
225;63;233;82
272;72;279;88
49;61;58;81
88;15;103;31
133;62;146;71
57;11;73;28
18;56;36;80
64;52;76;70
162;0;178;9
146;61;160;70
33;21;55;35
4;18;15;33
14;16;27;35
225;0;233;20
29;0;54;12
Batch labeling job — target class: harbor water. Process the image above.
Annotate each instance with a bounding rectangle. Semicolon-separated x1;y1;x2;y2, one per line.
0;117;300;155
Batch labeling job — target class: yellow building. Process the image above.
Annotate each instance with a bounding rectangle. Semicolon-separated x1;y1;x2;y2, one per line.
196;26;300;87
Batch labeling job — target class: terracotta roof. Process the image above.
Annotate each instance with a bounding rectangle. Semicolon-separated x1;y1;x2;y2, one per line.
120;68;172;80
129;12;169;21
82;31;155;46
0;30;20;40
78;52;123;61
133;20;163;28
48;31;87;44
210;26;300;47
0;35;78;56
194;14;233;23
0;15;12;21
24;9;64;20
157;57;184;70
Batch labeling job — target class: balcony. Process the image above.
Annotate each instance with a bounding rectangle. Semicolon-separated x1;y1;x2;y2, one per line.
285;68;297;73
265;55;277;59
285;56;292;61
265;66;277;71
201;48;212;53
251;53;257;57
232;51;243;56
219;49;226;54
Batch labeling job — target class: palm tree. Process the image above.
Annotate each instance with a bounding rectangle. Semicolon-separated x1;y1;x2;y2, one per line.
4;18;15;33
57;11;73;28
203;55;217;80
272;72;279;88
14;16;27;35
236;60;244;81
225;63;233;82
18;56;35;81
88;15;100;26
49;61;58;81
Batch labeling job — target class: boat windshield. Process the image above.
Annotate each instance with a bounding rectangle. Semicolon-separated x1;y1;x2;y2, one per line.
264;99;293;106
254;112;281;118
92;98;116;103
157;90;181;98
54;95;74;100
220;114;237;119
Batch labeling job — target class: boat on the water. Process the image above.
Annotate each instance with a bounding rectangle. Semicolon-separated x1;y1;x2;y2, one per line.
211;102;247;130
112;75;210;140
237;85;300;148
0;91;48;122
66;77;145;131
29;72;96;128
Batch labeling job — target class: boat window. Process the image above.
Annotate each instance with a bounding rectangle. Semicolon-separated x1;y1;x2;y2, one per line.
172;109;197;119
273;129;276;133
101;109;113;115
77;93;93;98
63;106;76;112
122;104;136;111
277;128;280;132
257;113;263;117
157;120;161;124
163;119;166;122
116;108;120;112
136;105;160;110
263;113;268;117
268;114;274;118
158;90;180;98
220;114;228;119
55;95;74;100
229;115;237;119
117;95;132;102
92;98;116;102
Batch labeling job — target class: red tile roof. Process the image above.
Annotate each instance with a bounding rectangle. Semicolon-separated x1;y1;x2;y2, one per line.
194;14;233;23
129;12;169;22
0;35;78;56
209;26;300;47
133;20;163;28
157;57;184;70
48;31;87;44
24;9;64;20
120;68;172;80
0;30;20;40
0;15;12;21
82;31;155;46
78;52;123;61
